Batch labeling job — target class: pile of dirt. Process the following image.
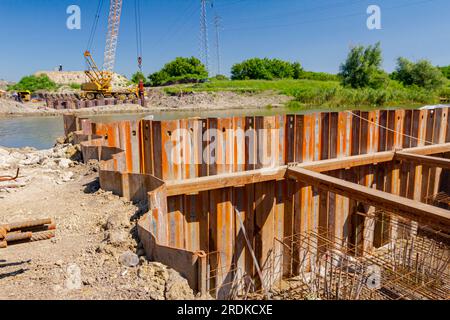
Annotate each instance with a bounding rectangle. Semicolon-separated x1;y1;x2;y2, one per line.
0;79;11;90
35;71;130;88
146;89;291;110
0;99;45;115
0;141;195;300
0;99;148;118
1;88;291;119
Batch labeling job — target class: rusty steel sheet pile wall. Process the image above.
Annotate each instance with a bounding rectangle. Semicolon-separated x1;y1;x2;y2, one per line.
64;107;450;297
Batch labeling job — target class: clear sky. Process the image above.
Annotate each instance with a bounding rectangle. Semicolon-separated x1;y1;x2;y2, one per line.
0;0;449;81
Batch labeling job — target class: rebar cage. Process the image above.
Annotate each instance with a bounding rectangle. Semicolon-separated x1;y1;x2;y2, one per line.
203;211;450;300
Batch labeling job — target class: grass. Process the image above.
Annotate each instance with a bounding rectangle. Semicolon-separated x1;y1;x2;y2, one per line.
69;83;81;90
164;79;339;95
163;79;444;110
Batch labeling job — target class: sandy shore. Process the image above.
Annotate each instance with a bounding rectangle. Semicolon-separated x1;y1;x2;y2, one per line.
0;91;292;119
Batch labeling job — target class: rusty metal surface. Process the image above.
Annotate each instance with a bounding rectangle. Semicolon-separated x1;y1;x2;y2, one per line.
2;218;53;232
5;232;33;242
65;107;450;298
0;168;20;182
30;231;56;242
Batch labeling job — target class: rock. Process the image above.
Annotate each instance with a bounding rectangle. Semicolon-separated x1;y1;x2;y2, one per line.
0;148;9;156
82;277;94;286
58;158;73;169
137;262;167;300
96;243;107;253
105;211;130;230
65;145;80;160
107;230;128;246
42;158;57;169
165;269;195;300
59;171;74;182
19;154;41;166
119;250;139;267
55;137;66;145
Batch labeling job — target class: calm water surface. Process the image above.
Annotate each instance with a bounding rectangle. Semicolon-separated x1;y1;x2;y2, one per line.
0;107;311;149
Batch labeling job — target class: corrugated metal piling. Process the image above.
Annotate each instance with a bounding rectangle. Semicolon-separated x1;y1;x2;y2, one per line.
64;107;450;300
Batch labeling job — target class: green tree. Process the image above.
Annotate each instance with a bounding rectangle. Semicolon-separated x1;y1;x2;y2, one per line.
230;58;303;80
393;58;445;90
131;71;148;85
148;57;208;86
439;65;450;79
339;43;387;89
8;74;58;92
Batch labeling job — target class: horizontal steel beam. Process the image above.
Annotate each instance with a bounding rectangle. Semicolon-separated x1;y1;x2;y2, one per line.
287;167;450;232
166;143;450;196
166;167;286;196
395;152;450;169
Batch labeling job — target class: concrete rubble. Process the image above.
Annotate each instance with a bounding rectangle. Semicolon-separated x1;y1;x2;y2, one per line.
0;139;195;300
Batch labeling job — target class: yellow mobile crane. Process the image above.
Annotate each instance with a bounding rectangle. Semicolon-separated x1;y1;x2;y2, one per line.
81;50;138;100
81;0;143;101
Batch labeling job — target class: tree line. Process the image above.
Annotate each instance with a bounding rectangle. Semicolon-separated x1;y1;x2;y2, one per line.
133;43;449;92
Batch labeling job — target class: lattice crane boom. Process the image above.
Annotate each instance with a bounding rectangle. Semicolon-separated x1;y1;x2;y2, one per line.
103;0;123;72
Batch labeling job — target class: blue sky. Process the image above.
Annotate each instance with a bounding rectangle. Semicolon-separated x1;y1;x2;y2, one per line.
0;0;449;81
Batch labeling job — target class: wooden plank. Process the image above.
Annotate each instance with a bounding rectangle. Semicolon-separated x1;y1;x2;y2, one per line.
287;167;450;231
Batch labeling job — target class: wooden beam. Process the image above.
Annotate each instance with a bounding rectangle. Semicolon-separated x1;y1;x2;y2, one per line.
165;143;450;196
287;167;450;231
395;152;450;169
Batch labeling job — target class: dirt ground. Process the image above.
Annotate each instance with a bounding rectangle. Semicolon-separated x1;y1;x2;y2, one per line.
0;90;291;118
0;145;195;300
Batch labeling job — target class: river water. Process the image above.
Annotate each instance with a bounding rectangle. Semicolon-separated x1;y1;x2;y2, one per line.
0;108;302;149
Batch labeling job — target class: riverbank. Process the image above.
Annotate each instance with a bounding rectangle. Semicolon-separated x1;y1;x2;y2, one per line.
0;142;196;300
0;90;291;119
165;79;448;109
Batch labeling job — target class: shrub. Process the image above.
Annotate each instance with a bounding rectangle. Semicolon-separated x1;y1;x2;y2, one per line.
69;83;81;90
392;57;446;90
8;74;58;92
439;66;450;79
288;85;437;108
230;58;303;80
339;42;388;89
298;71;340;82
131;71;149;85
210;74;229;81
149;57;208;86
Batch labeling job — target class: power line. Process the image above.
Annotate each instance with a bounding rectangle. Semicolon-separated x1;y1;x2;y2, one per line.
226;0;366;28
200;0;210;74
224;0;441;32
214;0;249;9
214;14;222;75
152;0;197;49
